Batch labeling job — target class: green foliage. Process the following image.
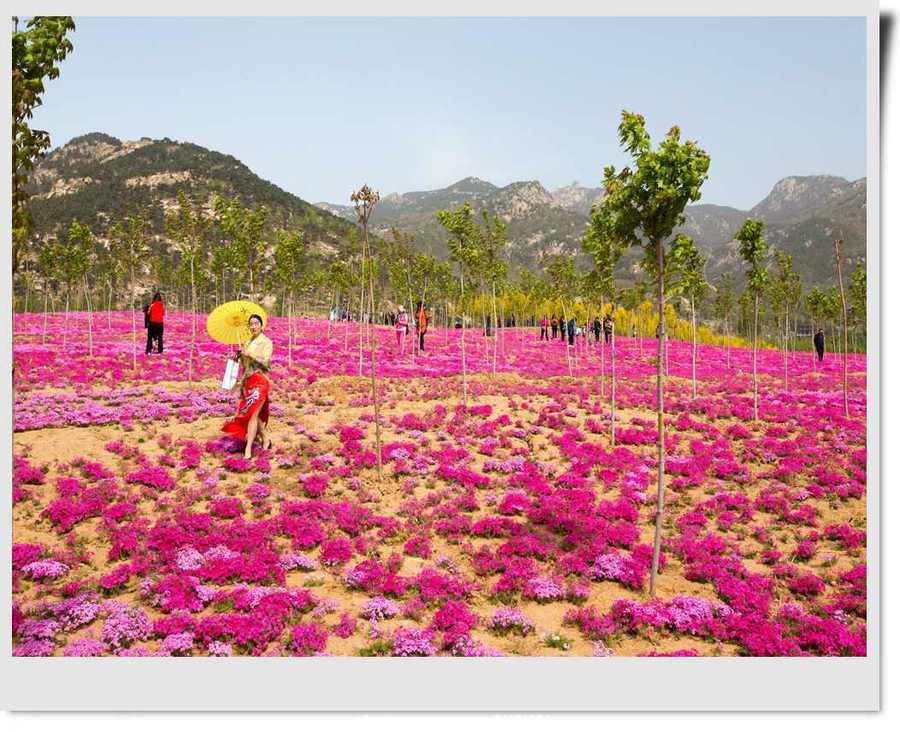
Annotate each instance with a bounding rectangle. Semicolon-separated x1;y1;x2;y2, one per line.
712;273;736;325
600;111;711;251
213;195;269;292
437;202;482;274
849;264;866;328
583;203;625;303
768;249;802;323
669;233;708;304
166;191;213;291
12;15;76;271
735;218;770;294
107;208;151;303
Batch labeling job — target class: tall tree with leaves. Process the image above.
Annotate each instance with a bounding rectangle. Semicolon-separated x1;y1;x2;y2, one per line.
833;239;850;417
670;234;708;400
213;196;269;298
352;184;384;479
848;263;866;351
35;238;60;344
583;205;625;440
547;255;579;377
273;230;306;368
595;110;710;597
438;202;482;406
735;218;770;421
108;210;150;370
166;192;212;382
712;273;736;369
63;220;94;355
805;286;828;368
480;211;509;377
12;16;75;273
769;250;802;390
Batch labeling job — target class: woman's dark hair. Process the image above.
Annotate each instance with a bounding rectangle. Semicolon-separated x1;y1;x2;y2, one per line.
152;292;162;302
248;314;263;326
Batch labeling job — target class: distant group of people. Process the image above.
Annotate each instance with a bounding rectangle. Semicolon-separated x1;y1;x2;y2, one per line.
392;302;429;353
539;314;615;347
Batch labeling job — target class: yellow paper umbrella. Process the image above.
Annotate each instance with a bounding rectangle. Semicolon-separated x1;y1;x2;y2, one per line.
206;300;267;346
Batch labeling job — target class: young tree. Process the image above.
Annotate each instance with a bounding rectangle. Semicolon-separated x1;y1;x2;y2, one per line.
712;273;736;368
213;196;269;298
63;220;94;355
833;239;850;417
273;230;307;368
352;184;384;479
108;210;150;370
670;234;708;400
849;263;866;351
805;286;827;368
36;238;61;345
595;110;710;597
735;218;770;421
437;202;482;406
547;255;579;377
12;16;75;273
480;211;509;377
166;192;213;381
769;250;802;391
583;206;625;440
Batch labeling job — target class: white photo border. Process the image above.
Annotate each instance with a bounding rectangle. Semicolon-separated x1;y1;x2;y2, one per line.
1;0;880;712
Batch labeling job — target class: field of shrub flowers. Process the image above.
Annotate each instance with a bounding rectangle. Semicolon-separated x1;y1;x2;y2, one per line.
11;311;867;657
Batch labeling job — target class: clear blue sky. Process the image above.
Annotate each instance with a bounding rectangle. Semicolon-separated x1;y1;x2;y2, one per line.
30;16;867;209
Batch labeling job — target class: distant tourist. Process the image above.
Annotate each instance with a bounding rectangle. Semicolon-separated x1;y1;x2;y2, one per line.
603;314;614;344
592;317;602;344
395;306;409;353
631;324;637;339
540;316;549;341
415;301;429;352
814;328;825;363
567;317;575;347
145;292;165;354
550;316;559;339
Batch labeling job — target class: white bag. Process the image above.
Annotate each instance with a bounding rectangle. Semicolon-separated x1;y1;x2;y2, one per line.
221;358;239;390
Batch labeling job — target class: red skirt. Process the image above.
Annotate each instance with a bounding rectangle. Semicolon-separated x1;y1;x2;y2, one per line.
222;372;270;441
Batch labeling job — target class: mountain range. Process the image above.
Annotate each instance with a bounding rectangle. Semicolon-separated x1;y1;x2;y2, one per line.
24;133;866;287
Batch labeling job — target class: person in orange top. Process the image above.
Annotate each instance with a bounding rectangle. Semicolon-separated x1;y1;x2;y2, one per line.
415;301;429;352
145;292;165;354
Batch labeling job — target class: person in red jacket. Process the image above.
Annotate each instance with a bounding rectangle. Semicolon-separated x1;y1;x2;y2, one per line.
145;292;165;354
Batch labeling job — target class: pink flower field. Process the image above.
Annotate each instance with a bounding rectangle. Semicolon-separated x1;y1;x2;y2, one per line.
11;311;867;657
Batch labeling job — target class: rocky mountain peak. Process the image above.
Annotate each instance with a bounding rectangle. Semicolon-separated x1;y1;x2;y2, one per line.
749;175;855;223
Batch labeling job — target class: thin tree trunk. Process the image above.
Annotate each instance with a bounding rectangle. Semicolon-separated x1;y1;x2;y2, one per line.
560;297;573;378
189;257;196;383
691;294;697;400
783;311;788;392
83;274;94;357
650;240;667;598
491;280;499;377
752;291;759;421
460;270;468;406
42;289;49;345
131;266;137;371
107;281;112;329
364;231;383;479
834;240;850;417
288;292;294;369
63;290;69;351
610;320;617;446
600;297;605;397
